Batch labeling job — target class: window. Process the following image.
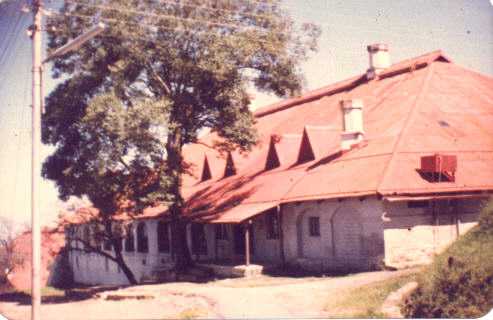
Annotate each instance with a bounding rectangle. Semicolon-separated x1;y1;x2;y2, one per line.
157;221;170;253
309;217;320;237
103;239;112;251
83;226;91;251
76;256;79;269
215;224;229;240
407;200;429;208
91;224;102;251
266;210;279;239
124;226;135;252
191;223;207;255
137;222;149;253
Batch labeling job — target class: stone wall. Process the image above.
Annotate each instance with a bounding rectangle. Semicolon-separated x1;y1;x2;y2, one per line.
382;199;482;268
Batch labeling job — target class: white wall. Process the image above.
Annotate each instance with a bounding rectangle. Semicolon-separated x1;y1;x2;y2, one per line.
68;198;483;285
382;199;482;268
70;219;174;286
251;214;282;263
282;197;385;272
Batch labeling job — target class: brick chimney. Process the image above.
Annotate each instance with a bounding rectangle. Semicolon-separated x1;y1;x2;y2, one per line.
367;43;391;79
340;99;364;151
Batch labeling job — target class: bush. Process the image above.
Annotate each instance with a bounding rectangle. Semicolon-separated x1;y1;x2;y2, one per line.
479;200;493;231
402;200;493;318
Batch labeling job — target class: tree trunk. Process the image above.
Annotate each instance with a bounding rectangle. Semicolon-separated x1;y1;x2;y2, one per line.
105;220;138;285
171;209;192;272
166;128;193;273
114;244;138;285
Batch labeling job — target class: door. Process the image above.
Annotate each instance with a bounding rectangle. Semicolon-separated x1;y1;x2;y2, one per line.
332;208;363;270
233;224;254;255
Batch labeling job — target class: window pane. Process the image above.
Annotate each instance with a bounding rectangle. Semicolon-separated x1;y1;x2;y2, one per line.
158;222;170;253
137;223;149;253
309;217;320;237
125;226;135;252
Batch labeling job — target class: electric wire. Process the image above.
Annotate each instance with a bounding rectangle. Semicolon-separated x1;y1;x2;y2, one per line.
62;0;273;33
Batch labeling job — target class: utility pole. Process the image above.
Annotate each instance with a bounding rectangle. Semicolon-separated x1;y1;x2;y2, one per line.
28;0;105;315
31;0;42;319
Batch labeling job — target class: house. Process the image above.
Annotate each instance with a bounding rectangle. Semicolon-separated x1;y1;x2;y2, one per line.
67;44;493;285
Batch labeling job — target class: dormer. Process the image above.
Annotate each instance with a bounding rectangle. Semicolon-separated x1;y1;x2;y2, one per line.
200;155;212;182
265;134;303;170
223;152;237;178
200;153;224;182
297;125;340;164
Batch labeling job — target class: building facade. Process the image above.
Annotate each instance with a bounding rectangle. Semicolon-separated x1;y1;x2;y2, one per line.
67;45;493;285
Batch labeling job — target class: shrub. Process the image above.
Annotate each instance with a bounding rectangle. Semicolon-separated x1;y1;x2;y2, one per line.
402;200;493;318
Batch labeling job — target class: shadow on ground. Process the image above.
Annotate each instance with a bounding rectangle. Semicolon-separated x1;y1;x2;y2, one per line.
0;285;126;305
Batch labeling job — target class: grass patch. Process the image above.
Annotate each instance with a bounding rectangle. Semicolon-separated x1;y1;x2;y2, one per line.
324;272;418;318
176;307;207;319
41;286;65;297
16;286;65;298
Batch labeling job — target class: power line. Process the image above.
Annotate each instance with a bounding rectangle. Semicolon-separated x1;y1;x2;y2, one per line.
62;0;272;33
0;0;25;70
48;10;282;46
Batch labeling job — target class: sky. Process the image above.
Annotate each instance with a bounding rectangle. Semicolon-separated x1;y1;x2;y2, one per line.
0;0;492;227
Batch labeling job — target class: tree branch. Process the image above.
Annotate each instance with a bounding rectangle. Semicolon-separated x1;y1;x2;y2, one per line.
196;141;215;150
146;62;171;96
118;156;131;171
68;237;120;264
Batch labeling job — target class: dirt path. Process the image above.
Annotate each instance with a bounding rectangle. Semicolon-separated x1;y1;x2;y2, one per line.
0;269;415;319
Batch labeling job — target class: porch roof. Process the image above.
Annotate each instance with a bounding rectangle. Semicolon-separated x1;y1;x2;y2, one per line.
193;201;278;224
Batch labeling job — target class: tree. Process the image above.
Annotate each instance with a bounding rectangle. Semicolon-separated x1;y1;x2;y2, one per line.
43;0;320;281
0;217;24;285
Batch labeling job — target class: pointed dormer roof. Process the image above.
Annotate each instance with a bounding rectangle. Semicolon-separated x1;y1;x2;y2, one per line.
265;134;303;170
223;152;237;178
297;125;340;164
200;155;213;182
199;152;226;182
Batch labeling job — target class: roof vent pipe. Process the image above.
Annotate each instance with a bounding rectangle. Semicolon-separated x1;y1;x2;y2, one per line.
367;43;391;79
340;99;364;151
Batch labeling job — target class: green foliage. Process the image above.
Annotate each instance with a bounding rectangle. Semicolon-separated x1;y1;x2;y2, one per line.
403;200;493;318
43;0;320;214
43;0;320;271
479;199;493;231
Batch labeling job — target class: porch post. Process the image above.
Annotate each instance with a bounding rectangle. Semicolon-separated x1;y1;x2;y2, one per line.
245;220;251;266
214;224;219;262
278;205;285;265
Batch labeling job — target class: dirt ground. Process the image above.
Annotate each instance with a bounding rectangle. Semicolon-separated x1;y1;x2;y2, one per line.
0;269;415;320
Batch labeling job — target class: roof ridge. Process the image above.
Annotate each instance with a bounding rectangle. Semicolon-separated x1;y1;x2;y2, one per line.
376;63;436;193
253;50;450;119
280;133;303;138
305;124;338;130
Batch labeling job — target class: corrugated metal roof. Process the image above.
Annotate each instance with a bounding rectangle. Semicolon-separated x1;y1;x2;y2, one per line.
181;50;493;222
193;202;279;223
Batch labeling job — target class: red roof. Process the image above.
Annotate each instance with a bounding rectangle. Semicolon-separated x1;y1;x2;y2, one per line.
182;50;493;223
265;133;302;170
9;229;65;291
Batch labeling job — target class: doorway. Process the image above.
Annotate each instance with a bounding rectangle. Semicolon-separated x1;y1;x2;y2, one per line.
233;224;254;255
